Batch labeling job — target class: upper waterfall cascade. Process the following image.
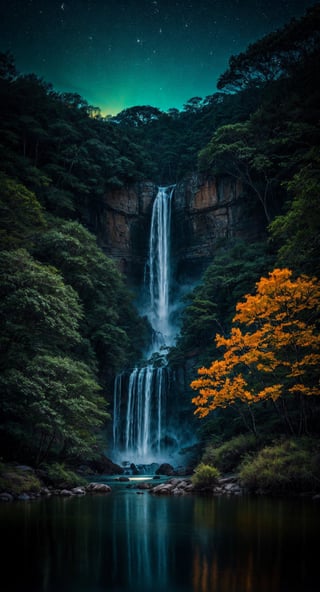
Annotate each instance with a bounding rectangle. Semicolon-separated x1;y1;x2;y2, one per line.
113;186;175;463
148;185;174;349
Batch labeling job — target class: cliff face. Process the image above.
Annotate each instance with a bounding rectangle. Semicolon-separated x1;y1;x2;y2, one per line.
98;175;265;283
98;181;157;280
172;174;265;280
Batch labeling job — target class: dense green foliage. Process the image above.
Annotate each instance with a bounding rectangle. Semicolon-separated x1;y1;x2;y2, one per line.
170;240;275;368
0;56;150;466
171;5;320;483
239;438;320;493
202;434;261;474
0;5;319;484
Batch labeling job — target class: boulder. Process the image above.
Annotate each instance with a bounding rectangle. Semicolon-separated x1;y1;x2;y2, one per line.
172;488;185;496
17;493;30;501
150;478;193;496
130;463;139;475
86;456;124;475
137;482;153;490
0;492;14;502
86;482;112;494
155;463;174;476
71;487;86;495
15;465;34;472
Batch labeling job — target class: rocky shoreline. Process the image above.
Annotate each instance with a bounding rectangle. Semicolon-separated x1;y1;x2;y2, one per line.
0;474;244;502
1;460;320;501
149;475;243;496
0;481;112;502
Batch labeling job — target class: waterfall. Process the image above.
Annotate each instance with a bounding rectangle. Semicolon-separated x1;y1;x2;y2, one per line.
148;186;173;347
113;186;174;463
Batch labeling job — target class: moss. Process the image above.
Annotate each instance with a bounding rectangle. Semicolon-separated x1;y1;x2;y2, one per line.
239;437;320;493
0;464;42;495
192;463;220;487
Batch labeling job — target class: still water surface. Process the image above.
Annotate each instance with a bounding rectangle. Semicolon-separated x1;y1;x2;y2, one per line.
1;483;319;592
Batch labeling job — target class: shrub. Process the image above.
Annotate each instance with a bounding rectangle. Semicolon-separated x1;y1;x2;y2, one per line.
0;464;42;495
192;463;220;487
202;433;260;473
239;438;320;493
40;463;86;489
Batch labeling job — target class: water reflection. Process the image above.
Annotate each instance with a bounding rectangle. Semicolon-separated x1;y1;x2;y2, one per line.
112;493;169;589
190;496;317;592
1;490;319;592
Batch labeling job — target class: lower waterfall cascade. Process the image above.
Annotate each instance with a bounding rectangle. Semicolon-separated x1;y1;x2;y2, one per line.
112;186;178;464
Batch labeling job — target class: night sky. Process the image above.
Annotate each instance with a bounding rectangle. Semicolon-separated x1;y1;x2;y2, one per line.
0;0;317;115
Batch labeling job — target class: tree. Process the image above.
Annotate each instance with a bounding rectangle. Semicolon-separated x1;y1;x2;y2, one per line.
0;51;17;81
34;220;148;376
269;158;320;277
0;249;109;462
113;105;163;127
0;249;82;370
198;121;281;223
1;355;108;464
171;240;273;366
191;269;320;434
0;175;45;250
217;5;320;92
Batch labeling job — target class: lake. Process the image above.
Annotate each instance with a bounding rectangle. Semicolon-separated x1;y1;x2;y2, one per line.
1;482;319;592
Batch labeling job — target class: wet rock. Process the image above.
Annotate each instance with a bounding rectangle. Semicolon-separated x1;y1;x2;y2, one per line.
150;476;245;497
86;482;112;494
172;488;185;496
86;456;124;475
150;478;194;496
118;476;130;482
156;486;173;495
130;463;139;475
0;492;14;502
15;465;34;472
71;487;86;495
17;493;30;501
137;482;153;490
60;489;73;497
211;477;244;496
155;463;174;476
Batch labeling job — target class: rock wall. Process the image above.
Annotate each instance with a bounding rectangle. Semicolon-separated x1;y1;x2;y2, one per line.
98;181;157;281
98;175;265;283
172;174;263;280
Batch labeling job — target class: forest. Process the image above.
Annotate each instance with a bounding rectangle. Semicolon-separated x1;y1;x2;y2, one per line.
0;3;320;493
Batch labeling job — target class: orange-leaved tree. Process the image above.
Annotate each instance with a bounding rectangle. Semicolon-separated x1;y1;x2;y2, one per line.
191;268;320;434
